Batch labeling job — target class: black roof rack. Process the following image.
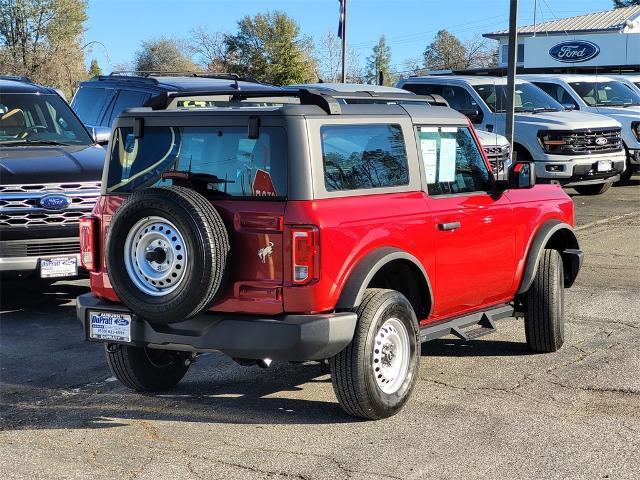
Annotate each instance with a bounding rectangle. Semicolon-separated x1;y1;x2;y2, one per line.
101;71;261;89
0;75;34;84
143;88;442;114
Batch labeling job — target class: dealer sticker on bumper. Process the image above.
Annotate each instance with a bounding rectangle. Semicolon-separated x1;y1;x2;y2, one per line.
89;311;132;342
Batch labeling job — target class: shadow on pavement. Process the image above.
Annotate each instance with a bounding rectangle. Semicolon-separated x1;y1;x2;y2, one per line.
421;338;531;357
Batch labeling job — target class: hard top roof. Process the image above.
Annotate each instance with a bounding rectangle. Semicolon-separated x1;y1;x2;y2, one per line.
0;77;58;94
401;75;530;86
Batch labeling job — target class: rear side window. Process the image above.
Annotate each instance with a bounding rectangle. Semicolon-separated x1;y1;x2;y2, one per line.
107;90;150;125
107;126;287;198
417;126;490;196
71;87;113;125
320;124;409;192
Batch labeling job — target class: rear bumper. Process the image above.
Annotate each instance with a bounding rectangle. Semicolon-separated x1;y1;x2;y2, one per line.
76;293;358;361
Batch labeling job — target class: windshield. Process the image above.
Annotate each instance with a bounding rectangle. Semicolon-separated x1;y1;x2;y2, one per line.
569;80;640;107
107;126;287;198
473;83;564;113
0;93;92;146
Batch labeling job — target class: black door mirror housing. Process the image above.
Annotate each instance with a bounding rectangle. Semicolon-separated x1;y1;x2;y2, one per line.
460;108;483;124
508;161;536;189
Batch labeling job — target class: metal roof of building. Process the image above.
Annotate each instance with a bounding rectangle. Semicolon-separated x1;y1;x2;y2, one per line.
484;5;640;38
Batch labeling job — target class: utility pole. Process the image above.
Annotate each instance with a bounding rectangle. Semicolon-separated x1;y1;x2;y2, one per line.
341;0;348;83
505;0;518;153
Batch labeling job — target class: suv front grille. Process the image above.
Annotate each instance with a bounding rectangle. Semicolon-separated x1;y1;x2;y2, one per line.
0;182;101;228
483;145;510;173
0;239;80;257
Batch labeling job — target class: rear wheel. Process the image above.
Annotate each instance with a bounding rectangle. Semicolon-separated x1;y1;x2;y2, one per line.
573;182;612;195
525;249;565;353
330;289;420;419
105;343;191;392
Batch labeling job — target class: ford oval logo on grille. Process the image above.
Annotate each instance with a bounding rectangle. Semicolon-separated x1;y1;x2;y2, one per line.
39;194;70;210
595;137;608;146
549;41;600;63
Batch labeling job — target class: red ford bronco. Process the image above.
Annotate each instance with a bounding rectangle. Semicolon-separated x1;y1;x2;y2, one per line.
76;88;583;419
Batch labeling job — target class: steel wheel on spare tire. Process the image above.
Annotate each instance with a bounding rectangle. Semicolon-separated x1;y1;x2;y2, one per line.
106;186;230;323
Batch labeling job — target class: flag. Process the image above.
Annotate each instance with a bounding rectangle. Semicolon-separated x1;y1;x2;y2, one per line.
338;0;345;39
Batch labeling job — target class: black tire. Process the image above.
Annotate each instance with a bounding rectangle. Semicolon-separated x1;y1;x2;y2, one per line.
105;343;190;392
573;182;612;195
525;249;565;353
106;186;230;323
330;289;420;420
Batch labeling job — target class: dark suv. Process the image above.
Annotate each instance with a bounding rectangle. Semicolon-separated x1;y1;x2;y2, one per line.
77;88;582;419
71;72;281;141
0;77;105;282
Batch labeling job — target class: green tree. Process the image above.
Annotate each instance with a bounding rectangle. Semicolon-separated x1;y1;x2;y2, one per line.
227;11;316;85
134;37;200;73
0;0;88;97
423;30;495;70
613;0;639;8
88;58;102;77
365;35;393;85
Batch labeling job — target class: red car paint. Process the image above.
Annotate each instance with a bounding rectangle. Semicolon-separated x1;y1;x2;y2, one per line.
87;182;573;326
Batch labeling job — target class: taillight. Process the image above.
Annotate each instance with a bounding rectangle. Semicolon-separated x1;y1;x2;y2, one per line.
291;226;319;285
79;216;98;271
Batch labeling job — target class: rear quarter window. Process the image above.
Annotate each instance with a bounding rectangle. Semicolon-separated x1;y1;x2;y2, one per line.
320;124;409;192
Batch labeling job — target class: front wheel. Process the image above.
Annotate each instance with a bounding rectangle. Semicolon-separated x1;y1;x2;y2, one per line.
105;344;191;392
330;289;420;419
573;182;612;195
525;249;565;353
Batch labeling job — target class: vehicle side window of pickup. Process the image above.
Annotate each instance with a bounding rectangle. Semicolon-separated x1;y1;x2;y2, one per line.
107;90;151;126
417;126;490;196
534;82;579;109
403;83;483;124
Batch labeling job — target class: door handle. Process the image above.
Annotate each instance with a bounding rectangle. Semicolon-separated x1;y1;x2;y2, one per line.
438;221;461;231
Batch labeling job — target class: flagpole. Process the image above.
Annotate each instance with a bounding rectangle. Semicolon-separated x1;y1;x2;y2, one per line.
341;0;347;83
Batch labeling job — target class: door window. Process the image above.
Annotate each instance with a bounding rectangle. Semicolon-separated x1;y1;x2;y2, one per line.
71;87;113;125
534;82;578;109
417;126;490;196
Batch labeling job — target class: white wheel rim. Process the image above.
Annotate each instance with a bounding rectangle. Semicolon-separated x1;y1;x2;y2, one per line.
372;317;411;394
123;216;188;296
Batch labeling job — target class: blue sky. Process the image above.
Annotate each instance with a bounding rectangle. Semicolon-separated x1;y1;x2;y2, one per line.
84;0;614;73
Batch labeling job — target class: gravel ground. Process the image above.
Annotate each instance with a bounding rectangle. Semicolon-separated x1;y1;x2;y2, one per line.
1;180;639;480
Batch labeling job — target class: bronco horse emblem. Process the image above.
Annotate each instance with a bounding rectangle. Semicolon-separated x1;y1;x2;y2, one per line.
258;242;274;263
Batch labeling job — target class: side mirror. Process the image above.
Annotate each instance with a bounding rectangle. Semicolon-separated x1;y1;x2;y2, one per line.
508;161;536;189
562;103;575;111
92;126;111;145
460;108;483;124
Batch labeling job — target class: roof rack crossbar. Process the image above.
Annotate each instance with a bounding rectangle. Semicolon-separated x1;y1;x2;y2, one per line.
144;88;444;112
0;75;34;84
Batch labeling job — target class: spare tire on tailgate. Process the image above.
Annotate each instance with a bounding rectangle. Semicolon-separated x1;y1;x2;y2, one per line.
106;186;230;323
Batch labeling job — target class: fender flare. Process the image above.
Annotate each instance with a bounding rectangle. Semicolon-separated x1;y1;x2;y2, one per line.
335;247;433;316
516;220;581;295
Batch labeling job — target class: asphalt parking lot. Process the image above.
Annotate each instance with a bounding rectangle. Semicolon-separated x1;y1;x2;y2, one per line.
1;179;639;480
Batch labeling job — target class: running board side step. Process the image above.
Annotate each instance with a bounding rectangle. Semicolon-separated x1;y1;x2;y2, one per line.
419;305;514;343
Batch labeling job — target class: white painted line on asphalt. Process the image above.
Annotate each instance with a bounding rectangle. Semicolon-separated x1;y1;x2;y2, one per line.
575;211;639;232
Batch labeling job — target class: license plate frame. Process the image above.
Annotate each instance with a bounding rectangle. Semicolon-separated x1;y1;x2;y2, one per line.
89;311;132;343
40;256;78;278
596;160;613;172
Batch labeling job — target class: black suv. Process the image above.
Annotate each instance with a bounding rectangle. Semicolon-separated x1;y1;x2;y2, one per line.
0;77;105;282
71;72;281;141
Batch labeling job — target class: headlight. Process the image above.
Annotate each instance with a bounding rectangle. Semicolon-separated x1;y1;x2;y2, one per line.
632;121;640;142
538;130;571;154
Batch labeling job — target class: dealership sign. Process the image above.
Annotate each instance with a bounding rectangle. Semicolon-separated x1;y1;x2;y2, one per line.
548;40;600;63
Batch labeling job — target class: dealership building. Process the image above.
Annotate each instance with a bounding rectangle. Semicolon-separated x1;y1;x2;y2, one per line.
483;5;640;72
